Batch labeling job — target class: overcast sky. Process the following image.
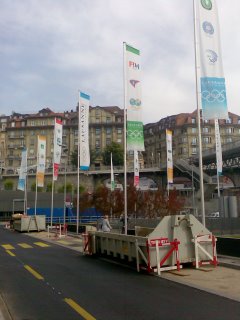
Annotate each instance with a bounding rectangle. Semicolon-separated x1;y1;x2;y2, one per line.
0;0;239;124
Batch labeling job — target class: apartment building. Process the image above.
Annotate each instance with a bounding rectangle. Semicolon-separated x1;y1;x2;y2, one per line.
144;110;240;168
0;106;124;173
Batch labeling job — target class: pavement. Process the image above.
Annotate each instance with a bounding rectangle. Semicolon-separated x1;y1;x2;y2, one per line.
1;229;240;319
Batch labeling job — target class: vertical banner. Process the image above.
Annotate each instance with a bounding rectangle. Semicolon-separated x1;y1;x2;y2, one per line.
166;129;173;184
134;150;140;188
36;135;46;187
17;148;28;191
53;118;63;181
124;43;145;151
110;153;115;191
215;119;222;175
196;0;228;120
79;92;90;170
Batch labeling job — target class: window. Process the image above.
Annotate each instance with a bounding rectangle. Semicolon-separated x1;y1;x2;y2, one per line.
191;118;196;124
117;138;122;143
106;117;111;123
106;128;112;135
95;128;101;135
11;122;15;127
117;128;122;134
30;121;35;126
202;127;209;133
226;137;232;143
192;137;197;145
29;149;34;155
226;128;234;134
192;127;197;133
30;139;35;145
30;131;35;136
95;118;100;123
204;119;209;123
96;140;100;148
203;137;211;144
106;138;111;146
226;117;232;124
192;147;197;155
74;130;78;136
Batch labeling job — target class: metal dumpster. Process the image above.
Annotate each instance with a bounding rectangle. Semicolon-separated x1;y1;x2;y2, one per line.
13;215;46;232
87;214;217;275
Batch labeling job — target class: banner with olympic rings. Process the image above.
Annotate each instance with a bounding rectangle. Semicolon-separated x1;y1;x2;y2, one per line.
196;0;228;120
124;43;145;151
17;147;28;191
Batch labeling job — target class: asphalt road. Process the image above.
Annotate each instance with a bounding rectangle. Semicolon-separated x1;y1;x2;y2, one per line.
0;227;240;320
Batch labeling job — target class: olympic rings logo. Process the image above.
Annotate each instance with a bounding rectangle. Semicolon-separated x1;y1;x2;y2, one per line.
128;130;144;138
129;98;141;106
202;90;226;103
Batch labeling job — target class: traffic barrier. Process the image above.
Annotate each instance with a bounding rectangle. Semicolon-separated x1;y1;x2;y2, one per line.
192;234;218;268
146;237;181;276
47;224;68;238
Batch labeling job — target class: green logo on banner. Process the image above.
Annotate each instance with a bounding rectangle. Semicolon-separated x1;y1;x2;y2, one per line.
201;0;212;10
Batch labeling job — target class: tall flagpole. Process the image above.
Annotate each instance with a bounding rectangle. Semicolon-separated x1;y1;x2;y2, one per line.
193;0;205;226
34;144;38;216
77;94;80;234
123;42;128;235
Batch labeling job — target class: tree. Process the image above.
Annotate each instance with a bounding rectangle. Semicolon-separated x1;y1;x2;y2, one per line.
4;179;13;190
102;142;124;166
71;149;78;167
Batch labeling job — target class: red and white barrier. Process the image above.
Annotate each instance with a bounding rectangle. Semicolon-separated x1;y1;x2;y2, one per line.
192;234;218;269
146;237;182;276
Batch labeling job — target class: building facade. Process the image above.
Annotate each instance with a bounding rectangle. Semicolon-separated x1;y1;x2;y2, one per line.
144;110;240;168
0;106;124;174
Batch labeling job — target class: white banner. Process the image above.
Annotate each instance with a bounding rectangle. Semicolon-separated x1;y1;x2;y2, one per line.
36;135;46;187
17;148;28;191
79;92;90;170
196;0;228;120
214;119;222;175
124;43;144;151
134;150;140;188
53;118;62;181
166;129;173;184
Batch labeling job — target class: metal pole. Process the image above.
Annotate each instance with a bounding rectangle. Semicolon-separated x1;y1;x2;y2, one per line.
193;0;205;226
123;42;128;235
77;95;80;234
63;154;67;226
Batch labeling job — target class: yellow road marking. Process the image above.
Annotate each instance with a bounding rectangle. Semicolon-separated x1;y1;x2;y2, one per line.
57;240;72;245
1;244;15;250
64;298;96;320
24;265;44;280
18;243;33;249
6;250;15;257
34;242;49;247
